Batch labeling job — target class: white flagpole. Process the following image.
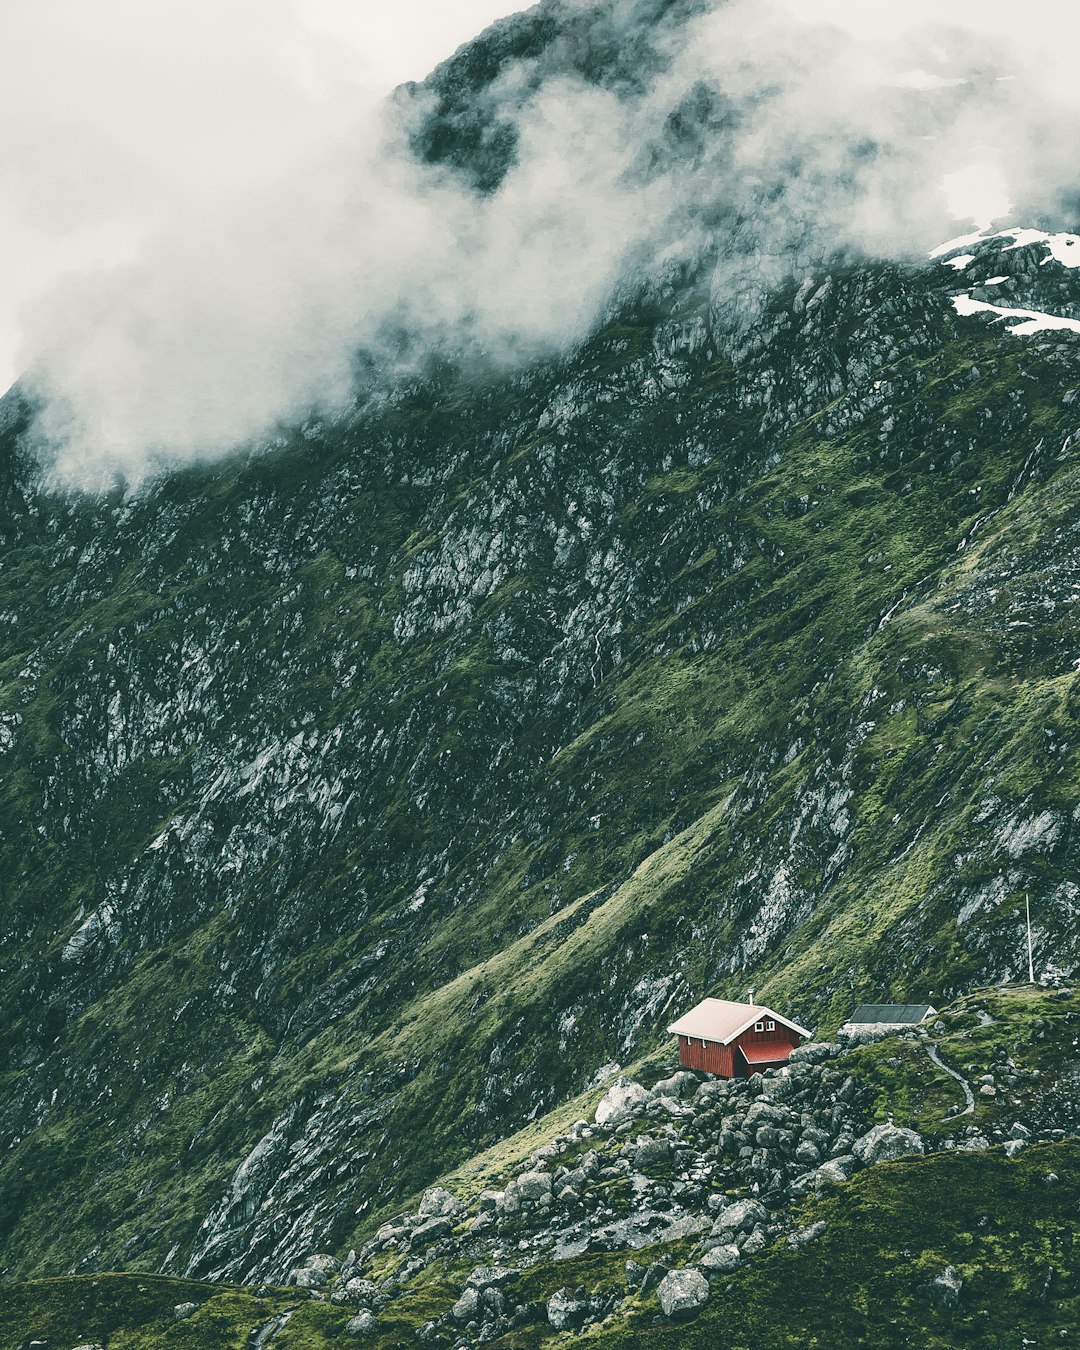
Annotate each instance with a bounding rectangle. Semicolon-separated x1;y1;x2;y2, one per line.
1026;893;1035;984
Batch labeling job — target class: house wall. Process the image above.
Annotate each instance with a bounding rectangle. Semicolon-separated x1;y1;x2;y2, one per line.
678;1021;802;1078
733;1021;801;1075
677;1034;735;1077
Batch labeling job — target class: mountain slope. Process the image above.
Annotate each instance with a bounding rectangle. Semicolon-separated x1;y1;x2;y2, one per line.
2;211;1080;1284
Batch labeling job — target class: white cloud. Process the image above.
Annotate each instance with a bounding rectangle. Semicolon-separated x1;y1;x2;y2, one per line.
10;0;1080;487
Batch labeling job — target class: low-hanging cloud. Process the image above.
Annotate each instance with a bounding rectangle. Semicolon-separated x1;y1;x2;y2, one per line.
16;0;1080;488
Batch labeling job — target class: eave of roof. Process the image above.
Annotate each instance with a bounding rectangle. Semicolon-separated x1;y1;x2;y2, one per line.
739;1042;795;1064
667;997;812;1045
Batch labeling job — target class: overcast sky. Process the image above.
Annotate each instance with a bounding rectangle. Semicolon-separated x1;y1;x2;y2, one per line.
0;0;521;390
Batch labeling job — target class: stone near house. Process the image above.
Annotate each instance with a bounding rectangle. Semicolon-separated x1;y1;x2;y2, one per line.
653;1070;699;1099
595;1079;651;1127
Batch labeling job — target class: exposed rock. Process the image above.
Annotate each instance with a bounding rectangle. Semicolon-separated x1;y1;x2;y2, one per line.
789;1042;839;1064
344;1278;380;1304
657;1268;710;1320
625;1259;647;1288
595;1079;651;1128
633;1136;671;1169
816;1155;857;1185
787;1221;826;1248
546;1287;590;1330
712;1197;768;1235
465;1265;515;1290
700;1243;741;1272
287;1253;339;1287
640;1262;670;1294
345;1309;378;1336
452;1287;481;1323
418;1186;460;1218
852;1124;925;1166
409;1216;453;1248
173;1300;198;1320
922;1265;963;1310
653;1071;699;1099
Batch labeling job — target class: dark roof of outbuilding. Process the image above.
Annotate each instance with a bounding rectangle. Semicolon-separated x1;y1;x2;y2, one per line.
847;1003;936;1024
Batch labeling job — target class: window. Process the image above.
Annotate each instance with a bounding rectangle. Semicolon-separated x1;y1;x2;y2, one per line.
767;1020;776;1031
754;1021;764;1032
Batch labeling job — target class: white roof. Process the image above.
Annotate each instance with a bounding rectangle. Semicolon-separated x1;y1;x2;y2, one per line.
667;997;811;1045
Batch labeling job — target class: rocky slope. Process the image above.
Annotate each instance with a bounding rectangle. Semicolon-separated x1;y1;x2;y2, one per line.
3;986;1078;1347
1;0;1080;1314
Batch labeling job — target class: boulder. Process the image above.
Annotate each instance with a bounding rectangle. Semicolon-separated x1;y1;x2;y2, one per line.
788;1042;837;1064
700;1243;741;1272
409;1216;453;1248
712;1198;767;1235
633;1136;671;1169
852;1124;925;1167
465;1265;515;1290
794;1139;821;1165
173;1301;198;1320
546;1288;589;1331
640;1262;670;1294
344;1278;379;1302
1003;1138;1027;1157
418;1186;459;1218
625;1259;647;1288
657;1268;710;1320
653;1071;698;1099
288;1253;339;1288
451;1287;481;1323
345;1310;378;1336
595;1079;651;1127
499;1169;552;1216
816;1155;857;1185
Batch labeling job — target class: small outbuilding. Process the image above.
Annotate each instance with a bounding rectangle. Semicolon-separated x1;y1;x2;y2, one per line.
839;1003;937;1038
667;997;811;1078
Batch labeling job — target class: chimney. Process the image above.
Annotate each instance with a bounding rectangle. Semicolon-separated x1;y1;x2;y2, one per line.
747;987;755;1005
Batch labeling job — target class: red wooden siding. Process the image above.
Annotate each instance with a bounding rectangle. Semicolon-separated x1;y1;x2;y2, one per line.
678;1022;802;1079
678;1034;734;1077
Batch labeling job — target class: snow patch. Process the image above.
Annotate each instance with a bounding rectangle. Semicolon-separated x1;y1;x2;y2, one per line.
952;294;1080;337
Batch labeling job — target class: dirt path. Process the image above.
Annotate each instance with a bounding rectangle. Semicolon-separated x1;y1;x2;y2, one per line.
923;1038;976;1117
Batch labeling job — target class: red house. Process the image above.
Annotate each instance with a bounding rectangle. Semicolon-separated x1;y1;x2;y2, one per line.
667;997;811;1078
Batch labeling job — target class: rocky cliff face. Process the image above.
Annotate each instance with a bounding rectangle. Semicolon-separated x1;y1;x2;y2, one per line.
1;0;1080;1292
